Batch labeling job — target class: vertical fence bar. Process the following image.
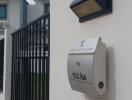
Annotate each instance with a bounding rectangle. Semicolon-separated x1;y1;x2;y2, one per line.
18;31;20;100
28;25;31;100
30;25;33;100
23;28;26;100
32;23;35;100
15;32;18;100
42;16;46;100
34;23;37;100
26;27;29;100
11;34;14;100
46;15;50;100
19;30;22;100
38;19;42;100
25;28;27;100
21;29;24;100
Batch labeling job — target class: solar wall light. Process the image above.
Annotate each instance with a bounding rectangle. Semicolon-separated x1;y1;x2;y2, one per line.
70;0;112;22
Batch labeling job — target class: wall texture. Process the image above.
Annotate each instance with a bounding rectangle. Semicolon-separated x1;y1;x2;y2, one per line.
3;0;22;99
2;1;22;100
0;0;9;3
8;0;21;29
27;0;44;23
0;94;3;100
50;0;132;100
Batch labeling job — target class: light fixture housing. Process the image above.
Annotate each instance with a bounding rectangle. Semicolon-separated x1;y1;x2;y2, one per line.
70;0;112;22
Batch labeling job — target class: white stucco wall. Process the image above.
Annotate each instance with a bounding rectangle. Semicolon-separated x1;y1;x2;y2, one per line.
51;0;132;100
0;94;3;100
1;1;21;100
0;0;9;3
8;0;21;29
3;29;13;100
3;0;21;100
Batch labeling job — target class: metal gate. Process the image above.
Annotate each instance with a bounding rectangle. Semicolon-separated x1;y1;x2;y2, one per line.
11;14;50;100
0;39;4;92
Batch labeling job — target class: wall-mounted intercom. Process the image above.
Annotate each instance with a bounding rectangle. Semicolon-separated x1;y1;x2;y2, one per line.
67;37;106;96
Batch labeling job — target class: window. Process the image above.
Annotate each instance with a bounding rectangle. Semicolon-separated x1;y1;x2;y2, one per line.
44;3;50;14
0;5;7;19
0;29;4;35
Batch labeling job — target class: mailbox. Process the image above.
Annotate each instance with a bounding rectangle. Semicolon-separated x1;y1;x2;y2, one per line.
67;37;106;96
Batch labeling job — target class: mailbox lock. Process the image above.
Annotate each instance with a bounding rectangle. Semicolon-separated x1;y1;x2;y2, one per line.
98;81;104;89
76;62;80;66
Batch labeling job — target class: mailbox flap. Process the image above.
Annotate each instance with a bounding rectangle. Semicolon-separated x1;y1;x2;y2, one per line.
69;37;101;54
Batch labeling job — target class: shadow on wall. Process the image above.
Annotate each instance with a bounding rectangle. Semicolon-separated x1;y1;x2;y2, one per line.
84;46;116;100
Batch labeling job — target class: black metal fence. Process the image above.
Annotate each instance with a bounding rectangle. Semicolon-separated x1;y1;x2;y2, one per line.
0;39;4;93
11;14;50;100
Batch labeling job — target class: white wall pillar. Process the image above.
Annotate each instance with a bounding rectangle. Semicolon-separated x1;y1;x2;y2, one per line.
3;29;13;100
2;0;22;100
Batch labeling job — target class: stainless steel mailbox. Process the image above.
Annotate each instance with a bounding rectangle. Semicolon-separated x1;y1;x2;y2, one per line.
67;37;106;96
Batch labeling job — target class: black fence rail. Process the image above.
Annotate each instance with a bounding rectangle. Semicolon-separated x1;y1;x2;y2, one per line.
0;39;4;93
11;14;50;100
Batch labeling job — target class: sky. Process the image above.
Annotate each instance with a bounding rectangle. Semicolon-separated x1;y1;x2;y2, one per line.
26;0;35;5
